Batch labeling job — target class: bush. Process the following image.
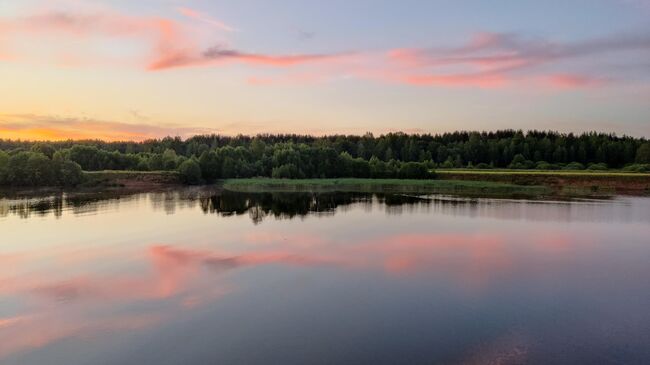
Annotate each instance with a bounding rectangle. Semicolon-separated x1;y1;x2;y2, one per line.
535;161;559;170
148;154;164;171
136;159;150;171
622;164;650;173
587;163;608;170
349;158;371;178
26;153;56;186
508;154;534;169
369;156;387;178
162;149;178;170
475;163;492;169
199;151;222;181
177;159;202;184
272;163;303;179
58;160;84;186
6;152;31;185
440;158;455;169
0;151;8;185
563;162;585;170
398;162;430;179
69;145;103;170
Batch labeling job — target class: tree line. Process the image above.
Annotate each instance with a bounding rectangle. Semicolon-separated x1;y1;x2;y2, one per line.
1;130;649;186
0;149;83;187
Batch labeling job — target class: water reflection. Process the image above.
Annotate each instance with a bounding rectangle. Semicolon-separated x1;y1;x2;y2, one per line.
1;188;649;364
2;187;649;224
199;191;435;223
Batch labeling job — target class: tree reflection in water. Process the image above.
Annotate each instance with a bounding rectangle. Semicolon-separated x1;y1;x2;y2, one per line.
199;191;430;224
1;187;644;223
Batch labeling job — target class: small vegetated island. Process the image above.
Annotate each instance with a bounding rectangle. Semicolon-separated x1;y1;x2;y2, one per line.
1;130;649;197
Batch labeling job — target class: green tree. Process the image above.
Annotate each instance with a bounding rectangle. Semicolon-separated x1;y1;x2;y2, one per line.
636;143;650;164
0;150;8;185
6;152;31;185
148;154;164;171
272;163;302;178
221;157;237;177
162;149;178;170
508;154;533;169
178;159;202;184
136;158;150;171
199;151;222;181
26;153;56;186
250;138;266;159
30;143;56;159
369;156;387;178
399;162;430;179
69;145;97;170
58;160;84;186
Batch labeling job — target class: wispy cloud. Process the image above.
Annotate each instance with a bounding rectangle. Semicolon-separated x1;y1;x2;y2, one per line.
0;5;647;90
544;74;605;89
0;114;217;141
0;8;197;69
382;31;650;88
0;7;349;72
388;32;650;72
176;6;236;32
148;44;349;70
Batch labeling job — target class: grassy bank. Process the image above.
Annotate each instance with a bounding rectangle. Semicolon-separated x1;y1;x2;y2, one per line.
436;169;650;177
222;178;552;197
435;169;650;195
73;169;650;197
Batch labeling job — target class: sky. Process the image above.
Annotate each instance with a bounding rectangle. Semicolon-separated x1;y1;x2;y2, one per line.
0;0;649;141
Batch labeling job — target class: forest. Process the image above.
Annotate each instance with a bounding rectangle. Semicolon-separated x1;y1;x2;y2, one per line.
1;130;649;186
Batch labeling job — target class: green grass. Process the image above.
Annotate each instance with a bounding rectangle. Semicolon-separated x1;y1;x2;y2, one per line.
222;178;552;197
436;169;650;177
83;170;179;175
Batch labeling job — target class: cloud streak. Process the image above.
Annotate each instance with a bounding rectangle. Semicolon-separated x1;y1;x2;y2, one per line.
0;7;348;72
0;114;217;141
148;44;347;70
176;6;236;32
0;6;648;90
382;31;650;88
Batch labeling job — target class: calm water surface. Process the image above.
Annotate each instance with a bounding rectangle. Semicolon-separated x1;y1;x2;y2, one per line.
1;188;649;364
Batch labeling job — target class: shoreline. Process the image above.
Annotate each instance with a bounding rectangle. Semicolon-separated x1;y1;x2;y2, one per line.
436;170;650;195
2;170;649;198
221;178;552;198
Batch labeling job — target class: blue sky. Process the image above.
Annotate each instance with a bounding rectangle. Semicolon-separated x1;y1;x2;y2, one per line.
0;0;648;140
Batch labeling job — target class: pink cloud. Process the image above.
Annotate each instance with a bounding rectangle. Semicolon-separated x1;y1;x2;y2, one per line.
0;227;587;358
0;312;164;358
387;32;544;73
1;7;346;72
0;9;198;69
247;73;329;86
545;74;605;89
148;45;348;70
400;73;509;88
1;6;647;89
176;6;236;32
382;31;649;89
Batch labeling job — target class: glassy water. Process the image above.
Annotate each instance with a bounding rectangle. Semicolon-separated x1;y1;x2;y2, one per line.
1;188;649;364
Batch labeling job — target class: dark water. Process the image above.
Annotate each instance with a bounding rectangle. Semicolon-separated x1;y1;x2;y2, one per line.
1;188;649;364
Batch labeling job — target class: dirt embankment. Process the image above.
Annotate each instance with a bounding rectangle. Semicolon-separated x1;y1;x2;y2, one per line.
437;172;650;195
82;171;182;189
